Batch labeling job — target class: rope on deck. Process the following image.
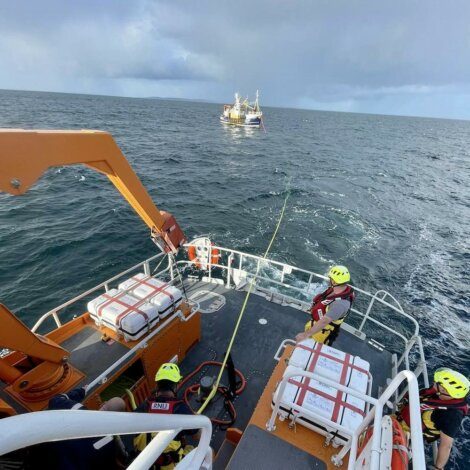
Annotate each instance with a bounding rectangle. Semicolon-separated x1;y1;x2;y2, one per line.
197;177;292;414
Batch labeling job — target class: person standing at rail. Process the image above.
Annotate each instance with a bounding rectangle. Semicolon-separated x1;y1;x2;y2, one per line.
295;265;355;346
397;368;469;470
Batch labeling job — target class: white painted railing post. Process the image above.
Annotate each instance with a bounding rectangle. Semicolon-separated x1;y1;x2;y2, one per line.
269;366;425;470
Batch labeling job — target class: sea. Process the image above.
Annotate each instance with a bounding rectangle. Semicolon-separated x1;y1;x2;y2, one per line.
0;89;469;468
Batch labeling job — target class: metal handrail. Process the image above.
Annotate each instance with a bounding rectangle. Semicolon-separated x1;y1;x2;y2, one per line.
27;245;426;392
84;306;197;394
179;244;422;369
348;370;425;469
268;366;425;469
31;246;416;344
0;410;212;470
184;244;419;336
31;252;167;333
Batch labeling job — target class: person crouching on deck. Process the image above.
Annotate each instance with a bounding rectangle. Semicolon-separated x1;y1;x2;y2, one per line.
136;363;200;469
295;265;355;346
397;368;469;470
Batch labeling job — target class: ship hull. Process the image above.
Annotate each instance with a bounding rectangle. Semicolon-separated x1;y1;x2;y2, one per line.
220;115;261;128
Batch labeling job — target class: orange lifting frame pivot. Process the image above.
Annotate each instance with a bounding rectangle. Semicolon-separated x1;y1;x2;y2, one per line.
0;305;68;382
0;305;85;407
0;129;185;253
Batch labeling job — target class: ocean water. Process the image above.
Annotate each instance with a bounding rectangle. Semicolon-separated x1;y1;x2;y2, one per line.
0;89;469;467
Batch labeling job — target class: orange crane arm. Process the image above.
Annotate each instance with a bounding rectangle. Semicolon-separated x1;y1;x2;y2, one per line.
0;129;185;252
0;305;68;363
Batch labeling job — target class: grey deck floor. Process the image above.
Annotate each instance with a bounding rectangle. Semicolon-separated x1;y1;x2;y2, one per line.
61;326;131;387
178;279;394;451
226;424;327;469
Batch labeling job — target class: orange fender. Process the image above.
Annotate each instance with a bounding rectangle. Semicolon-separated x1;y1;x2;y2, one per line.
391;417;409;469
357;417;409;470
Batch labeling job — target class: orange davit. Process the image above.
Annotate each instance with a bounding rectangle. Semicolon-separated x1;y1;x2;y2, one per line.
0;128;189;409
0;129;186;253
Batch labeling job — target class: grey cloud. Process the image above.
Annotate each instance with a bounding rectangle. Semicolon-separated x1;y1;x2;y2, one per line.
0;1;469;118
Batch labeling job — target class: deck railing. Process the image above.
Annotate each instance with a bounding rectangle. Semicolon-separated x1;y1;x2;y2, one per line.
268;367;425;469
177;244;429;390
11;244;432;468
27;244;429;393
31;251;168;333
0;410;212;469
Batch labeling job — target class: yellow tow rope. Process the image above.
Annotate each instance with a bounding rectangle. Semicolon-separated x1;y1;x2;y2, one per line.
197;179;291;414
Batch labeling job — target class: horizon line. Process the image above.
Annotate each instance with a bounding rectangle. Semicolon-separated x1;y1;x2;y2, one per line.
1;87;469;123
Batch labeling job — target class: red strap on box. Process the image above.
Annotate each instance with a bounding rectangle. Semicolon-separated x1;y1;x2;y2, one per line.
332;352;351;422
130;275;175;304
97;290;135;317
288;377;365;417
99;293;149;327
288;342;367;420
296;343;369;376
294;342;324;408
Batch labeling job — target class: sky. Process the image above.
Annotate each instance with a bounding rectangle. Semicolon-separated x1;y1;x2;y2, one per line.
1;1;470;119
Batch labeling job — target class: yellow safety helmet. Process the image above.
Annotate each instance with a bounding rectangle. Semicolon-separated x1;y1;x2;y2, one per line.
328;265;350;285
155;363;182;383
434;368;470;399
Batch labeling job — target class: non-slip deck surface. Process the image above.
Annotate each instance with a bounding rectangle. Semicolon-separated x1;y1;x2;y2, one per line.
226;424;327;469
61;326;130;385
178;279;395;452
179;280;308;450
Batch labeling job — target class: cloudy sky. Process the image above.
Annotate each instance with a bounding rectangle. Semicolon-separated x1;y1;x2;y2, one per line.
1;1;469;119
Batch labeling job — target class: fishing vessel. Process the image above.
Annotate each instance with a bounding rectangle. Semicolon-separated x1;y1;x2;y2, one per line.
220;91;263;128
0;129;429;469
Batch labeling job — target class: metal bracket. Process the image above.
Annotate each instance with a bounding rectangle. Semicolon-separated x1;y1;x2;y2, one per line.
273;339;296;361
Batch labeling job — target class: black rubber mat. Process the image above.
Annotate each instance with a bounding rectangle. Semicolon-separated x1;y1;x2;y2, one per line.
226;424;327;469
213;439;237;470
61;326;131;383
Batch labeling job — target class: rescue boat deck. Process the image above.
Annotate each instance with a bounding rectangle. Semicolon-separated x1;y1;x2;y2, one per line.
0;271;398;462
177;278;395;453
62;326;131;384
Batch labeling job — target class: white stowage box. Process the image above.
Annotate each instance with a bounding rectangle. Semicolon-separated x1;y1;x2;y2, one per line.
273;339;371;444
87;288;159;341
118;273;182;319
288;339;370;393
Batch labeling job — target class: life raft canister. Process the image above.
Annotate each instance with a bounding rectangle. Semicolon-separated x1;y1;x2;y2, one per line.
357;416;409;470
398;386;469;442
306;285;355;344
187;238;220;270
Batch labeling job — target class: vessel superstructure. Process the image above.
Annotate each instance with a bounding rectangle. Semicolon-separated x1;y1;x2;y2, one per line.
220;91;263;128
0;130;429;469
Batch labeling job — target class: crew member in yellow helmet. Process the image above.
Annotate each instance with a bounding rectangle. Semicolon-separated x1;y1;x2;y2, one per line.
397;368;469;470
295;265;355;346
136;363;199;469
